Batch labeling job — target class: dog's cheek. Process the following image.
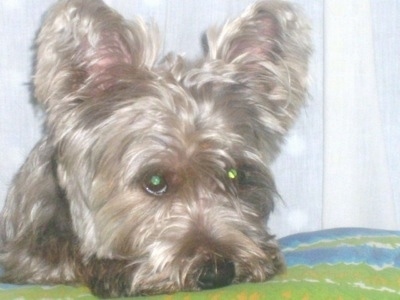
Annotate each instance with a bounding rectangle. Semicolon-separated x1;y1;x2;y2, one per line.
89;186;167;258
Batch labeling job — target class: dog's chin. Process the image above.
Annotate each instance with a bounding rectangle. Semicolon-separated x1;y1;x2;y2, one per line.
131;224;284;295
128;240;284;296
82;239;284;298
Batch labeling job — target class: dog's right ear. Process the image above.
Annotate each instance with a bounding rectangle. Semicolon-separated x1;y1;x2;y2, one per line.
205;0;311;159
34;0;159;111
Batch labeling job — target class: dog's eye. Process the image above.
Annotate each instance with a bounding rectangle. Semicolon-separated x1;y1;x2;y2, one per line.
227;168;246;185
143;173;168;196
227;168;239;180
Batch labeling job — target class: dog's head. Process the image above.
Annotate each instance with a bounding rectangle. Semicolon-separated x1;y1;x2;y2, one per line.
35;0;310;293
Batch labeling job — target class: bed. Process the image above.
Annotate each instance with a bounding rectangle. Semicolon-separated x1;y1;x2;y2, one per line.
1;227;399;299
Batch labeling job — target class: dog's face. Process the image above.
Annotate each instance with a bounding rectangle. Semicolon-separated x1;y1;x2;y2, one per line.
31;0;310;294
58;73;283;291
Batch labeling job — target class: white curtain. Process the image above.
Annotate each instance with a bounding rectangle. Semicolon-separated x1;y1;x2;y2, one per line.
322;0;399;230
0;0;398;238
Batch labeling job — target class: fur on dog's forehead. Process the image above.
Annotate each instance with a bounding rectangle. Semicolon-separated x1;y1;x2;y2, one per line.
67;59;264;151
70;70;263;179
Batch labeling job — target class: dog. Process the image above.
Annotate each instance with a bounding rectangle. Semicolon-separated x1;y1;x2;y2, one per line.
0;0;311;297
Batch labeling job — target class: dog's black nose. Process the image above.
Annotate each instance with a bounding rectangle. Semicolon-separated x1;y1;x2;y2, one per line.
197;259;235;290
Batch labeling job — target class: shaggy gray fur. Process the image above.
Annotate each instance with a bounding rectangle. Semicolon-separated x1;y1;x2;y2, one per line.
0;0;311;297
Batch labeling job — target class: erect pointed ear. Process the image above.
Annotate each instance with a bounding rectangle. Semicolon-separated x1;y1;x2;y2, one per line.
34;0;159;110
206;1;311;142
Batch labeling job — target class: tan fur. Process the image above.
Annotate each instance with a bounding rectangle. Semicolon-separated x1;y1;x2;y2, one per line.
0;0;311;297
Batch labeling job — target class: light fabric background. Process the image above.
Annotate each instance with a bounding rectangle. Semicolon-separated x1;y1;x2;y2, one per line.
0;0;398;237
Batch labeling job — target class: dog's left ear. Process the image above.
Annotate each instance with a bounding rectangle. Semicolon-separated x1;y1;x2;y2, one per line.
34;0;159;112
206;0;311;156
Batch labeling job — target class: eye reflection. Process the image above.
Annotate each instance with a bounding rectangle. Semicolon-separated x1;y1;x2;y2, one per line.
143;173;168;196
227;166;251;187
227;168;238;180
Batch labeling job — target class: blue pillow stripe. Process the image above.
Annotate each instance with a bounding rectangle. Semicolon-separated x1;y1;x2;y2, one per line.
283;245;400;268
279;227;400;249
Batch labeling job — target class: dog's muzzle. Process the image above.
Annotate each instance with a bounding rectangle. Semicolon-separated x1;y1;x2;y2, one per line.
197;259;235;289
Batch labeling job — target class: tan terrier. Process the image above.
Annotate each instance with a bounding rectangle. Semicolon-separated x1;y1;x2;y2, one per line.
0;0;311;297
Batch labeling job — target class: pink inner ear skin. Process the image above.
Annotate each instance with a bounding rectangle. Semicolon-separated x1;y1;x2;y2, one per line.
86;31;134;77
233;17;280;61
